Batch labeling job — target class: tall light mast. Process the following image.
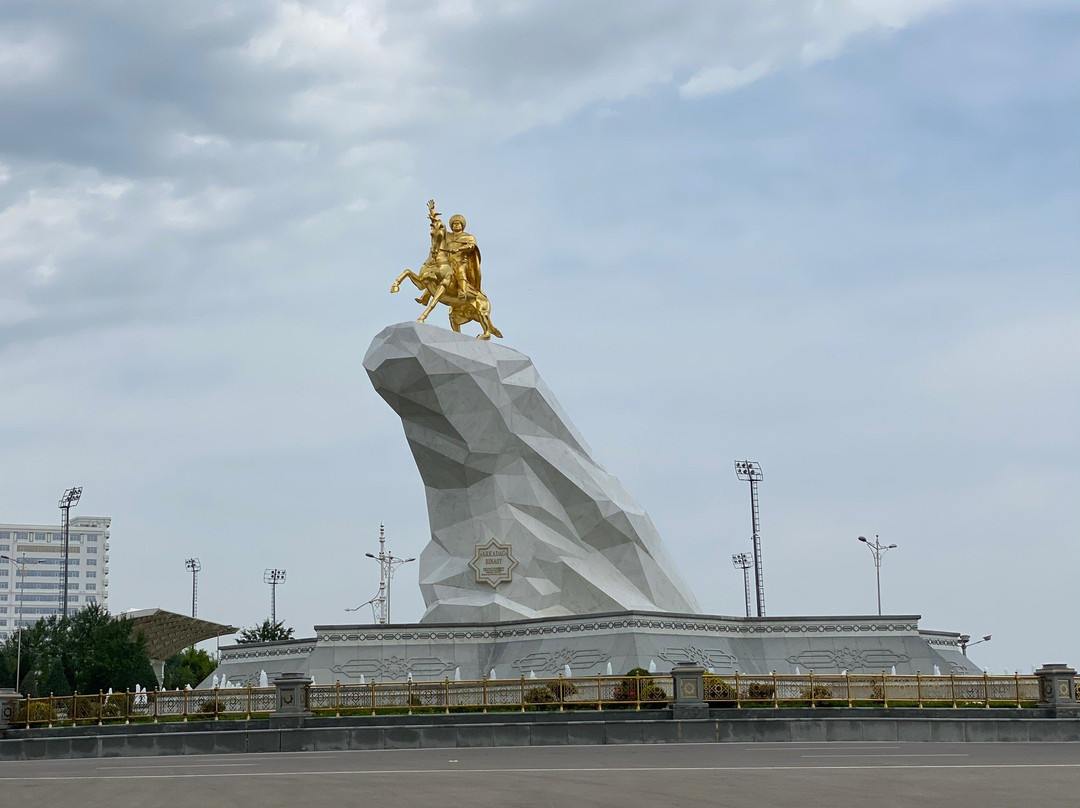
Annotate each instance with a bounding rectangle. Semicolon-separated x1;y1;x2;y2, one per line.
734;461;765;617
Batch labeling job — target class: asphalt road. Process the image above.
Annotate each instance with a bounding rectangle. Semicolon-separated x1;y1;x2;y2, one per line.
2;741;1078;808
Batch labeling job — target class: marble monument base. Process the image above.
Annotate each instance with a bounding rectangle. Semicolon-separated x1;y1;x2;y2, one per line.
207;610;980;686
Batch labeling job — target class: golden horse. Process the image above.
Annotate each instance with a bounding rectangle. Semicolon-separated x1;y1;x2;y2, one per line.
390;202;502;340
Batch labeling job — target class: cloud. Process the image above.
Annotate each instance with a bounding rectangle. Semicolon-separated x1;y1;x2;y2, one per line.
0;0;955;350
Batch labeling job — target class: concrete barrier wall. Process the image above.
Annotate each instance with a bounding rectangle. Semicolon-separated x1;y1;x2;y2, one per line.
3;708;1079;761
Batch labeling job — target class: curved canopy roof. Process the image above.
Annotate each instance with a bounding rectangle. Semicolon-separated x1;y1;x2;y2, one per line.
123;608;237;660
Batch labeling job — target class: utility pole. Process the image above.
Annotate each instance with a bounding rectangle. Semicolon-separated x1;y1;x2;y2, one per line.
58;486;83;618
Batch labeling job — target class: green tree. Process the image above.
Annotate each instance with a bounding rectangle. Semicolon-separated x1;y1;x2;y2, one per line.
163;647;218;690
2;604;157;696
236;619;295;644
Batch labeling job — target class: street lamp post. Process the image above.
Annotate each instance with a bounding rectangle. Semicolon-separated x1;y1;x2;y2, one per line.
1;554;46;692
959;634;992;656
364;524;415;624
857;535;898;616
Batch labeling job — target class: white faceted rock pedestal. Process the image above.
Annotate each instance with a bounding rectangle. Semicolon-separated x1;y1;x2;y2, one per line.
364;322;701;623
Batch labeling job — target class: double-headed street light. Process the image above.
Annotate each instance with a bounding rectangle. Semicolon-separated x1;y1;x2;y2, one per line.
364;524;415;624
959;634;992;656
858;534;898;616
1;554;47;693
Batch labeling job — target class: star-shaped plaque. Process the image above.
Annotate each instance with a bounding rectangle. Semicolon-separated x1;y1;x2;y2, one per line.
469;538;518;587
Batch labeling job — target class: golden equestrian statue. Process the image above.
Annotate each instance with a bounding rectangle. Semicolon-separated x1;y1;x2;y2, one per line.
391;200;502;340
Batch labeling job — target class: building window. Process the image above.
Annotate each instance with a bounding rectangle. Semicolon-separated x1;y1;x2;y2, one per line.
88;534;98;542
86;572;96;579
86;547;97;554
0;544;8;552
86;559;97;566
16;532;28;541
85;584;96;591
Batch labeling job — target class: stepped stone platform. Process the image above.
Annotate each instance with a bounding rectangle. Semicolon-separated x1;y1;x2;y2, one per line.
208;611;979;686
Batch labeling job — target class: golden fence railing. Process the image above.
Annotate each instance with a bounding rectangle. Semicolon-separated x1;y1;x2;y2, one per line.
7;673;1043;728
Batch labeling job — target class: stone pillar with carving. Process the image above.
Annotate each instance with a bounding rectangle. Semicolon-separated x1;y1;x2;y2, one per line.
671;663;709;719
1035;663;1078;709
273;672;312;717
0;688;22;729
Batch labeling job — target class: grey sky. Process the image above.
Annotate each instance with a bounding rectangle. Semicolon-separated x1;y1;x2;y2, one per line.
1;1;1077;675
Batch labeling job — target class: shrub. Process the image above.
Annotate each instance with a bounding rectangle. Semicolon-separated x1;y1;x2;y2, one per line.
12;700;57;725
198;698;226;714
613;669;667;707
745;682;775;701
524;685;557;708
799;685;834;702
704;676;736;706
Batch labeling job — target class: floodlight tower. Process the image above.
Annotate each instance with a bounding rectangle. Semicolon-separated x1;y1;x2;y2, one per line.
263;569;286;624
731;553;753;617
734;461;765;617
58;486;83;618
364;524;415;624
185;558;201;617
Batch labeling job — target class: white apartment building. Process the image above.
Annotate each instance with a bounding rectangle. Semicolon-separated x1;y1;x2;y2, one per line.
0;517;111;641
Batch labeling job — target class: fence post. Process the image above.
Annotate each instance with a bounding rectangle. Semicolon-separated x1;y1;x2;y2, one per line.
809;670;815;708
881;673;888;709
271;672;312;718
917;671;923;708
335;680;341;718
124;688;131;725
445;678;451;715
1034;663;1078;709
370;679;376;715
950;672;957;709
407;678;414;715
597;674;603;712
482;676;489;714
0;688;20;730
772;671;778;709
1014;672;1021;708
846;671;852;708
735;671;741;709
983;671;990;709
98;690;104;726
671;663;708;719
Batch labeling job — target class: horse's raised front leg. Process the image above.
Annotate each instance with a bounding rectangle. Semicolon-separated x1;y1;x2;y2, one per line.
391;269;419;294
